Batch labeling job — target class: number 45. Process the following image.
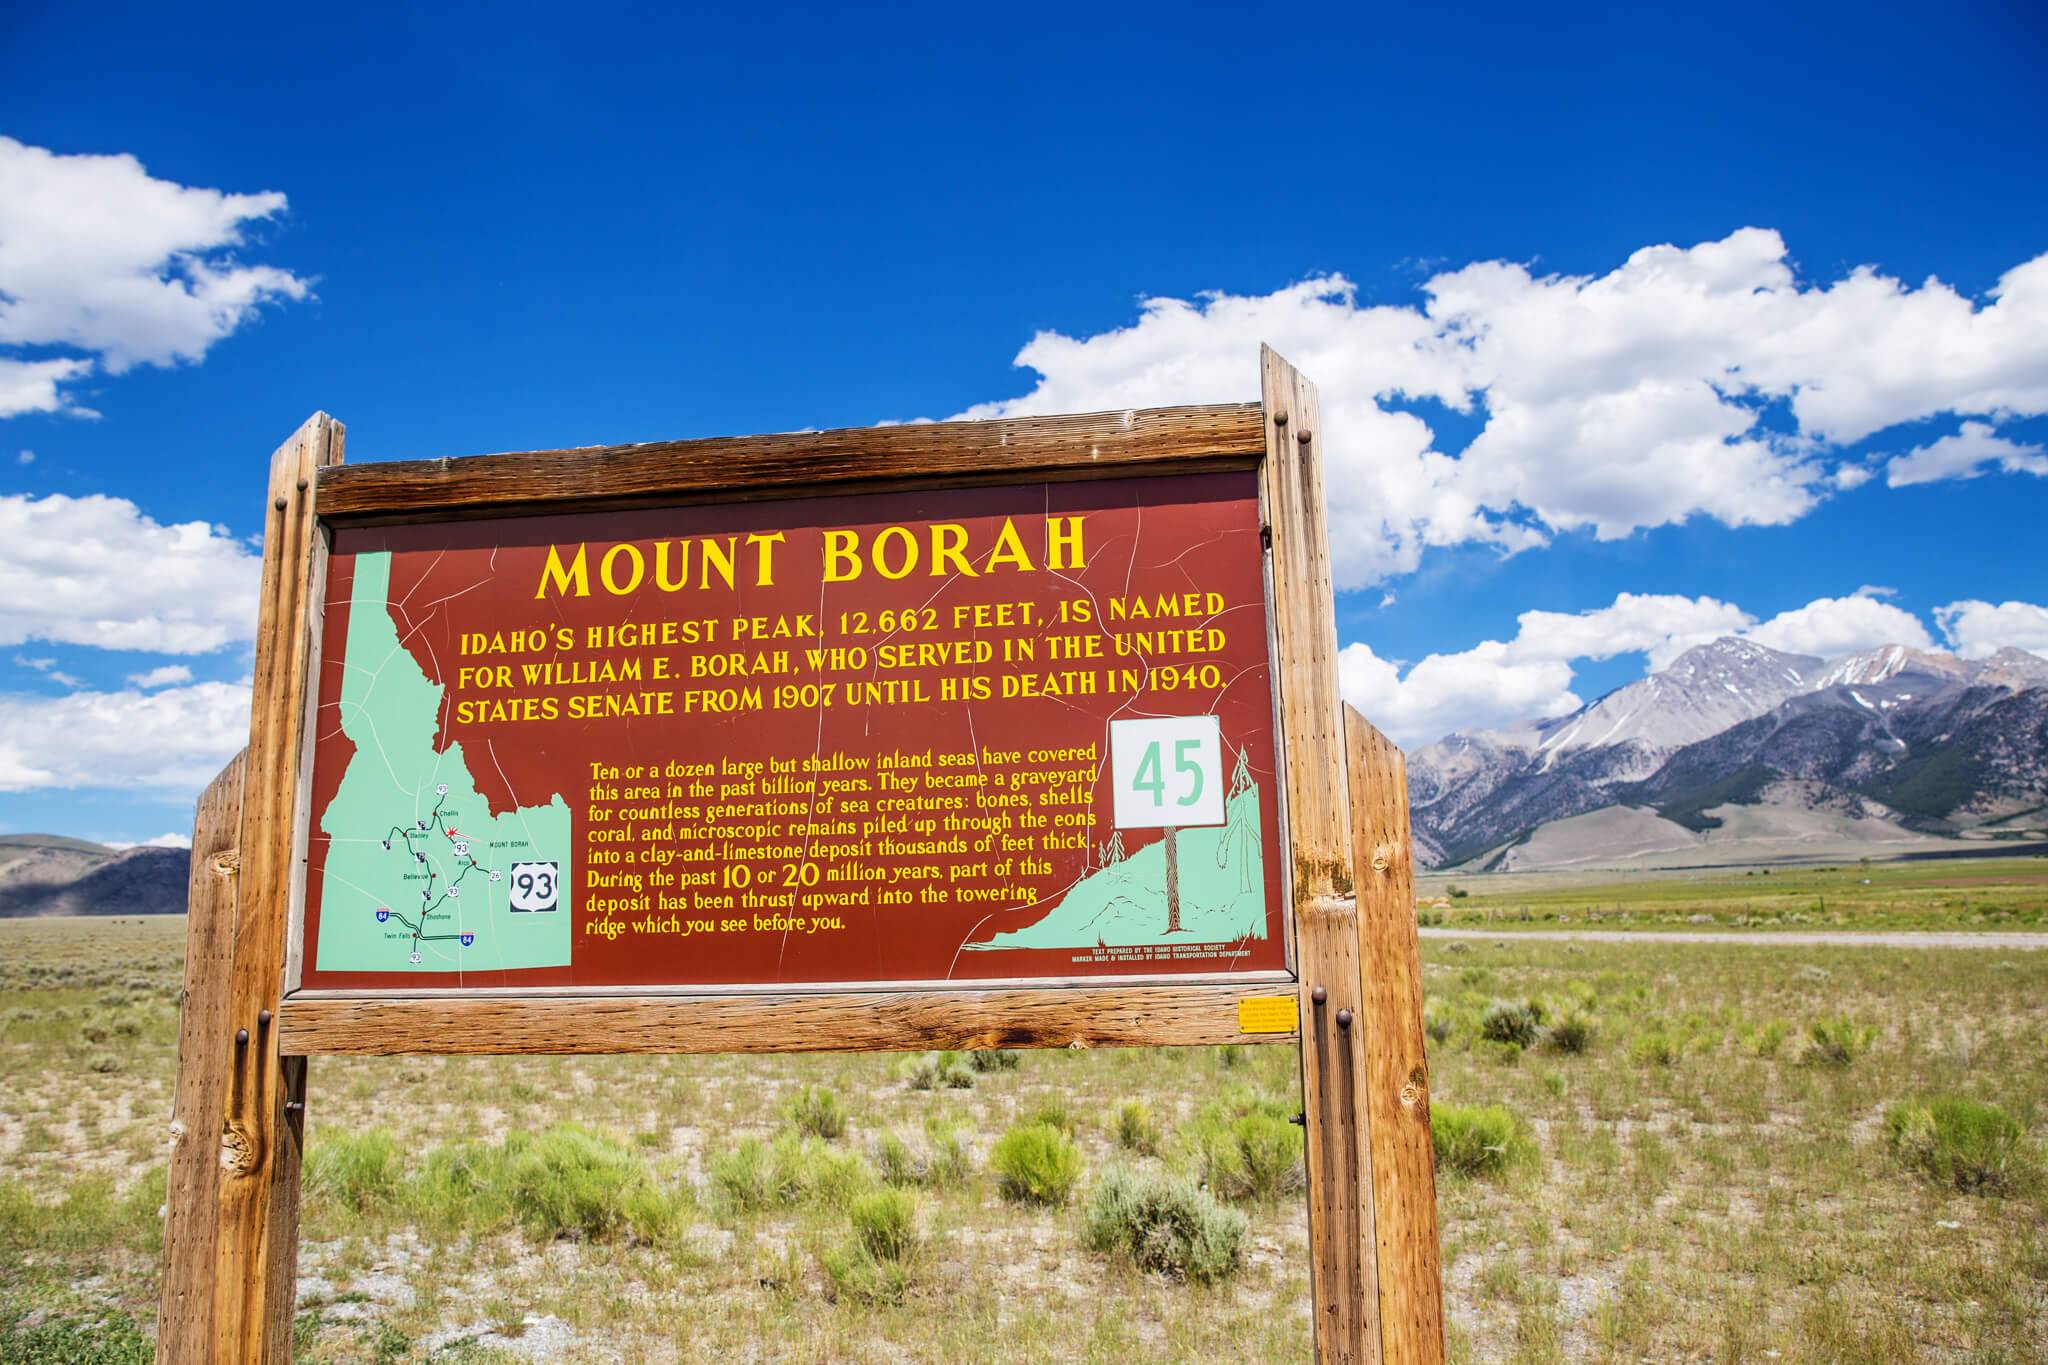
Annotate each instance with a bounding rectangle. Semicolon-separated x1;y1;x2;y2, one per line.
1132;739;1205;807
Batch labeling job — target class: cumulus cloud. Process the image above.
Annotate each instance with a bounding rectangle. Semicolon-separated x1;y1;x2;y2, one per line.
0;136;309;417
108;832;194;850
1744;591;1934;658
0;493;262;652
0;679;251;792
127;664;195;689
1885;421;2048;488
0;357;95;419
1935;600;2048;660
1334;587;1965;747
953;230;2048;587
1337;591;1754;746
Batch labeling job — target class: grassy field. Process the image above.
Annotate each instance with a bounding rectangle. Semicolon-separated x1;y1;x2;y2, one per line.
1416;855;2048;933
2;914;2045;1362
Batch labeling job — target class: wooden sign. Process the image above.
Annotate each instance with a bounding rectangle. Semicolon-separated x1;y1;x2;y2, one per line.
295;474;1288;993
157;349;1445;1363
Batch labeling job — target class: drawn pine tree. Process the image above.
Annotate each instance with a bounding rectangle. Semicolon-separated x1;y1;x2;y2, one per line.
1228;745;1252;799
1099;830;1126;866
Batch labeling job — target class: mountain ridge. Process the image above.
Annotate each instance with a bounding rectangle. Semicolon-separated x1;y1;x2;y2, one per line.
1408;638;2048;870
0;834;189;917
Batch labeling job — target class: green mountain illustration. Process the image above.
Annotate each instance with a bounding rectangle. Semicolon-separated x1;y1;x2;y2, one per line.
967;783;1265;951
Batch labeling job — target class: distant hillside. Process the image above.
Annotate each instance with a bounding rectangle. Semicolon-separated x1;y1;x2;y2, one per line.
1408;640;2048;871
0;834;189;917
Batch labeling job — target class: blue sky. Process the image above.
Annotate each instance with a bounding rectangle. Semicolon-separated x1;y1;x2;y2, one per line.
2;1;2046;843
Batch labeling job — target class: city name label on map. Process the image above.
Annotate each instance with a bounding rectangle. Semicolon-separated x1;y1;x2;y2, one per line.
297;472;1287;993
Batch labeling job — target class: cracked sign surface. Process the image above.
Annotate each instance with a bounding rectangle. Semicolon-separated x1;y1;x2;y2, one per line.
298;471;1286;991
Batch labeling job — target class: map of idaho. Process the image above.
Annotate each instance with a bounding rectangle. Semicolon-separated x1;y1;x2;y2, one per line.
315;551;573;974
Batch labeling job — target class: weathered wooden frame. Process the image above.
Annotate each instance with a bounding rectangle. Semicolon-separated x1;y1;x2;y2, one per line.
158;351;1444;1363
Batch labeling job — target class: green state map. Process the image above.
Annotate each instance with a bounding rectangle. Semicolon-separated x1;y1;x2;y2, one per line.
314;551;573;974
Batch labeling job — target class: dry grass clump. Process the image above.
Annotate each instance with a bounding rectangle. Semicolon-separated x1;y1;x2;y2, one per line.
1802;1016;1877;1067
708;1131;870;1214
1181;1091;1304;1202
1113;1098;1164;1156
1430;1102;1537;1179
990;1121;1084;1206
872;1118;971;1189
822;1187;923;1305
1886;1097;2035;1194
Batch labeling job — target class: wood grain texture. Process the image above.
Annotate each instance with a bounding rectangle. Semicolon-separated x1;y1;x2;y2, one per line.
1347;706;1447;1364
315;403;1267;520
278;983;1296;1055
1264;348;1380;1365
211;413;343;1364
155;750;246;1364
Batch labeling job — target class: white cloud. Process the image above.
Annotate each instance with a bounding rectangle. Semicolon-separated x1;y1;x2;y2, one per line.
0;679;250;792
1935;600;2048;660
1744;591;1934;658
953;230;2048;587
109;832;193;850
1332;587;1968;747
17;448;35;465
1337;591;1756;746
1509;592;1753;670
127;664;194;689
1884;421;2048;488
0;493;261;652
0;357;95;419
1340;638;1579;749
0;136;309;418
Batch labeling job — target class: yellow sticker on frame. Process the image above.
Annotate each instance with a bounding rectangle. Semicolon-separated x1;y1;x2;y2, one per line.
1237;994;1299;1034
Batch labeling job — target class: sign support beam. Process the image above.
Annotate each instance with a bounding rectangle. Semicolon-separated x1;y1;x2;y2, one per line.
1262;347;1382;1364
200;414;343;1363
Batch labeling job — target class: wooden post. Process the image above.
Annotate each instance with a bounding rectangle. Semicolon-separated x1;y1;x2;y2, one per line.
1261;347;1381;1364
208;413;343;1362
1347;706;1447;1363
157;750;247;1362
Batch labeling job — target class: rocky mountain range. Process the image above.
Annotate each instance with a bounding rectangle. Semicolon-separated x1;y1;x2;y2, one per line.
1408;639;2048;870
0;834;189;917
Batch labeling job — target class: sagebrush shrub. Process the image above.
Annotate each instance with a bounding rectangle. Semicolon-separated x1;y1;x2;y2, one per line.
1480;999;1540;1049
1431;1102;1536;1179
1083;1167;1246;1283
1887;1097;2032;1194
991;1122;1083;1206
902;1051;974;1090
969;1049;1021;1072
785;1085;848;1141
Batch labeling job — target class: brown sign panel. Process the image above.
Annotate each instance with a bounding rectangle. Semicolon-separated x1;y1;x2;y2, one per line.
297;470;1287;992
